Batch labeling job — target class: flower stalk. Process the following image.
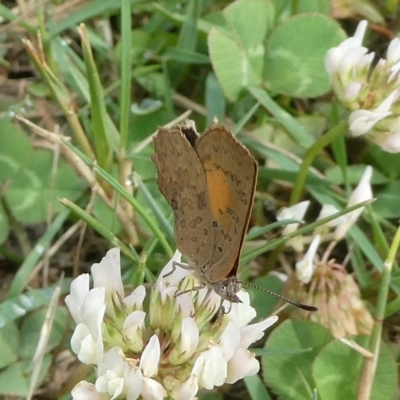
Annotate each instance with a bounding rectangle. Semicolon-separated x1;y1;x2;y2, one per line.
357;225;400;400
289;122;347;205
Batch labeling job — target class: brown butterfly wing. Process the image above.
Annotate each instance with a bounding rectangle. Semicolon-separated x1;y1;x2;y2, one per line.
195;125;258;283
152;127;213;268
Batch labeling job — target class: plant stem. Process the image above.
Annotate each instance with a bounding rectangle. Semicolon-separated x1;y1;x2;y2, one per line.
357;225;399;399
290;122;347;205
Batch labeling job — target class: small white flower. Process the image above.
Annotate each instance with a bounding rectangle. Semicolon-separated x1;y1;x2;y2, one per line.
387;38;400;65
317;204;344;227
338;45;370;77
277;201;310;252
223;290;256;327
334;166;373;241
96;370;124;399
91;248;124;295
141;377;167;400
194;346;228;389
155;281;177;304
156;250;188;286
140;335;161;377
357;52;375;71
175;290;196;317
71;381;107;400
388;60;400;82
369;117;400;152
327;44;373;110
65;274;90;324
167;316;200;365
67;286;106;365
150;276;190;330
124;285;146;309
78;287;106;331
296;235;321;284
239;315;279;350
179;317;199;358
123;310;146;352
91;248;124;317
347;165;373;213
71;323;100;364
226;348;259;384
325;20;368;81
277;200;310;236
343;81;362;102
349;91;398;136
219;321;241;361
372;131;400;152
170;374;198;400
315;204;345;239
353;19;369;41
96;347;142;400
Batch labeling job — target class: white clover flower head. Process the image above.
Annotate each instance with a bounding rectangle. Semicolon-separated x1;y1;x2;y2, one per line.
334;166;373;241
66;248;278;399
326;21;400;151
285;260;374;338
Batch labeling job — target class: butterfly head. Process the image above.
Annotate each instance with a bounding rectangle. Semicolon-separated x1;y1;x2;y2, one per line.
212;276;242;303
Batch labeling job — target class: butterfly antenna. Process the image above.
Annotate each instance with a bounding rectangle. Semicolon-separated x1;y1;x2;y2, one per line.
241;281;318;311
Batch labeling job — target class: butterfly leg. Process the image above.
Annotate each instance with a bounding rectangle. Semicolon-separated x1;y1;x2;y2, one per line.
175;284;205;297
163;260;193;278
220;300;232;314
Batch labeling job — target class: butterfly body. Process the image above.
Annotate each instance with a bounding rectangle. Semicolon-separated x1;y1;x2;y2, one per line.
152;121;257;303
